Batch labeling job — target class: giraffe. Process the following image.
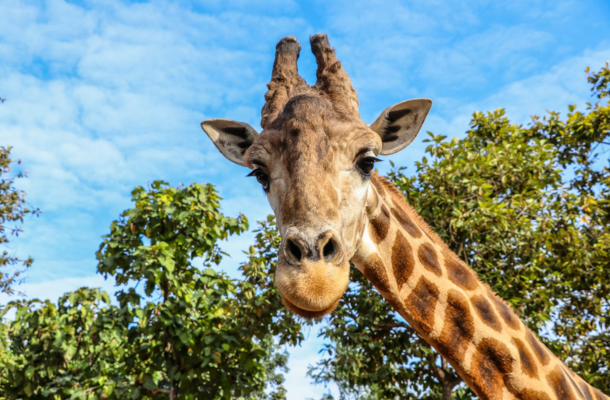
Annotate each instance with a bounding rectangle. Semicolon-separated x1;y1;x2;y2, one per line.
201;34;609;400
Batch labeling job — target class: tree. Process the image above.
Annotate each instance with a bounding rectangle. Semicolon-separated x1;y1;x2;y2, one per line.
309;64;610;398
0;181;305;399
0;146;40;295
235;215;310;400
522;62;610;389
0;288;132;398
95;181;306;399
96;181;253;399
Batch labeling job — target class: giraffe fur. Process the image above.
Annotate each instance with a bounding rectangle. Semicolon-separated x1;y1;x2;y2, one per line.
351;174;607;400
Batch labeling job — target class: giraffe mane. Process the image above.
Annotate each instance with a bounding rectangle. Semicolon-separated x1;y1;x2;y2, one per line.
373;173;448;251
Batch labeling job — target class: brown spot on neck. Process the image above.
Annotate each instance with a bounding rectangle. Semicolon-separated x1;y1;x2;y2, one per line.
390;205;422;238
443;250;478;291
370;175;387;200
547;366;578;400
469;337;514;399
512;338;539;379
369;204;391;243
488;293;521;331
361;253;390;292
417;242;442;277
525;330;551;366
515;389;552;400
564;371;587;399
404;276;440;335
371;174;449;249
391;230;415;289
437;289;475;361
470;294;502;333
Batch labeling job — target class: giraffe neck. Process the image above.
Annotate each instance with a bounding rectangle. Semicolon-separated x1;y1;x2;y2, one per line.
351;174;608;400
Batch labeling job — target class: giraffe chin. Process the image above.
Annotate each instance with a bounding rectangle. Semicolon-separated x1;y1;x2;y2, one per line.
274;255;350;319
281;296;340;319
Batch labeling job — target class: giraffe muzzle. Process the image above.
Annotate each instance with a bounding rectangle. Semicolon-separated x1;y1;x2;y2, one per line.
275;228;350;318
283;230;344;266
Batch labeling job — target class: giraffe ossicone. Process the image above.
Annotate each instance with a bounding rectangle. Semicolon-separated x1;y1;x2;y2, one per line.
202;34;608;400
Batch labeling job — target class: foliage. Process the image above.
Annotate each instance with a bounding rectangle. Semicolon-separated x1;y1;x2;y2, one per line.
236;215;309;399
0;146;40;295
0;288;131;399
310;64;610;398
237;215;305;348
523;62;610;389
0;182;304;399
94;181;251;399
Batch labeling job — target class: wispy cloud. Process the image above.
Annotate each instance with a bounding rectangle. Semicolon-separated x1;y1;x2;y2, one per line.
380;45;610;175
0;0;312;285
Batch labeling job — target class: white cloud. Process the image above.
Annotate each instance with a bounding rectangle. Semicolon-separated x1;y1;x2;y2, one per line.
379;45;610;174
474;46;610;123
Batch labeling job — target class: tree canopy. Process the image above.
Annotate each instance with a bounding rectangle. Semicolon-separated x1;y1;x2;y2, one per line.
0;182;304;399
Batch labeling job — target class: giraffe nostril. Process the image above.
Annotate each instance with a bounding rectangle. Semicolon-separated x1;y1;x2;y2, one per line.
323;239;336;262
286;239;303;262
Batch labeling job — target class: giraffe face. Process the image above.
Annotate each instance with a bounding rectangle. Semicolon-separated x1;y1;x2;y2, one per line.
202;34;431;318
243;95;382;318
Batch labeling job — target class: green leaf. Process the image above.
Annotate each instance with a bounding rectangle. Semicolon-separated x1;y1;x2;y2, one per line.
143;376;156;391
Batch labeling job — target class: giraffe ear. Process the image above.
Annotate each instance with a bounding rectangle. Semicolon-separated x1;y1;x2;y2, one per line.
369;99;432;155
201;119;259;167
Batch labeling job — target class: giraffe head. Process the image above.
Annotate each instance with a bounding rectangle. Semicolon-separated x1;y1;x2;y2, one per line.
202;34;431;318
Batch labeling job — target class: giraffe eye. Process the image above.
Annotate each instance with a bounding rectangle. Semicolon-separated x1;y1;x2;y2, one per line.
357;157;381;176
247;169;270;191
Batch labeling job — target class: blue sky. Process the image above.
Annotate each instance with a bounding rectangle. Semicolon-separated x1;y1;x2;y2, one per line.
1;0;609;398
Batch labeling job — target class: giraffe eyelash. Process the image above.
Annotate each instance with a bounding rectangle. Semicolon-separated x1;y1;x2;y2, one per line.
357;157;381;176
247;169;271;192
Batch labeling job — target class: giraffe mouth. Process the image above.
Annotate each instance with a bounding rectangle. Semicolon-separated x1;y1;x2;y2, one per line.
274;248;350;319
281;296;340;319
